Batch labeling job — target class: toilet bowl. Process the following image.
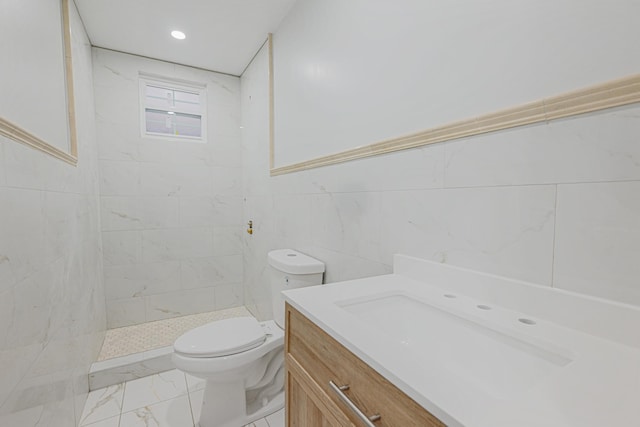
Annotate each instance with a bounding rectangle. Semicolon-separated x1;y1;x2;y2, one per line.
172;249;324;427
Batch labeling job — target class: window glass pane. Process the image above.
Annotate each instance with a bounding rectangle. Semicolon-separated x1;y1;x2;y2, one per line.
145;109;201;138
174;112;202;137
174;90;201;114
145;109;173;134
145;85;174;109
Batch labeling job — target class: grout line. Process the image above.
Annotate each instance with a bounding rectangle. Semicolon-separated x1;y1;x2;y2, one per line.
117;380;126;427
550;184;559;288
184;373;197;427
243;177;640;197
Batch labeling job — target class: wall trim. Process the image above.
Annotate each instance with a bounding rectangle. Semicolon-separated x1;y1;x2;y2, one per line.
268;33;275;170
270;73;640;176
0;117;77;164
0;0;78;166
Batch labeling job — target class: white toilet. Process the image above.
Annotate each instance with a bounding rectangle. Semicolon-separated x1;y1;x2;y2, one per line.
173;249;325;427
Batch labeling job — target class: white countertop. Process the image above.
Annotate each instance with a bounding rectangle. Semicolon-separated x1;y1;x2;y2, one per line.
283;255;640;427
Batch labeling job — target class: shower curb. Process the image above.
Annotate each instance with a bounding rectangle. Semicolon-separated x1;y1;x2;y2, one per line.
89;345;174;390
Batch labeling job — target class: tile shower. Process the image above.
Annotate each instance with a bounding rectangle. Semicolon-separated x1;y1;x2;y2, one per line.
93;48;245;329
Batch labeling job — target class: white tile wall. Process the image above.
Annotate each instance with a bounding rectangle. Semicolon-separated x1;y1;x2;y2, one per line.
554;181;640;305
443;106;640;188
0;3;106;426
93;48;244;327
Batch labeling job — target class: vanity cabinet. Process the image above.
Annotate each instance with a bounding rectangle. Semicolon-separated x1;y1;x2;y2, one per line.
285;303;445;427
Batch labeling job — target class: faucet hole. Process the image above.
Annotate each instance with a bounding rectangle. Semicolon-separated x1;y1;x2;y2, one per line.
477;305;492;310
444;294;457;299
518;318;536;325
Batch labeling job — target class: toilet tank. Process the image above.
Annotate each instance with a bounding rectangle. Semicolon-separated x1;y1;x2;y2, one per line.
268;249;324;328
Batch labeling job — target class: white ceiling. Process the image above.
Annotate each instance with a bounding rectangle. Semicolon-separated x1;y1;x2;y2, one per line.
75;0;297;76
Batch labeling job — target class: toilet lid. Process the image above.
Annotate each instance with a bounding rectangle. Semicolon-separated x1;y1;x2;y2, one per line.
174;317;266;358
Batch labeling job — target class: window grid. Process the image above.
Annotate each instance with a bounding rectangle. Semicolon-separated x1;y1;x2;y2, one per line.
139;76;206;141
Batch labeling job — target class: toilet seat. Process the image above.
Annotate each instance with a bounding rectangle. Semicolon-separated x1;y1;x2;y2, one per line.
174;317;266;358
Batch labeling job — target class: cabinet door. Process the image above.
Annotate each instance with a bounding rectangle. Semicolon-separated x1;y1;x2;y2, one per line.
287;370;343;427
285;304;445;427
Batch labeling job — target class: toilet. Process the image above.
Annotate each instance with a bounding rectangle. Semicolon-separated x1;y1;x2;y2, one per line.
172;249;325;427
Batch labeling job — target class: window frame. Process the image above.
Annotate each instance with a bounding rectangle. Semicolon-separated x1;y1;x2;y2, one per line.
138;74;207;143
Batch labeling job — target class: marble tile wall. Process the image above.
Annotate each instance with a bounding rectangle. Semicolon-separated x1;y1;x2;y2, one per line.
241;45;640;321
92;48;244;328
0;2;106;426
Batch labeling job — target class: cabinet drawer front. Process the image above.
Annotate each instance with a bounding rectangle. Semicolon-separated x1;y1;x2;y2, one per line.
286;304;445;427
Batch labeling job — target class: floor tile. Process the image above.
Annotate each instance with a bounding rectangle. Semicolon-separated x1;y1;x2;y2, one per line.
119;395;193;427
84;415;121;427
188;389;204;424
266;409;285;427
79;384;124;426
121;369;188;413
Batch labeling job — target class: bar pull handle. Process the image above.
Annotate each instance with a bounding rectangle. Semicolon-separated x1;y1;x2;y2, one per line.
329;381;381;426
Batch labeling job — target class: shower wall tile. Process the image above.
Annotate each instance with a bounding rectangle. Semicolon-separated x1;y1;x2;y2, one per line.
213;226;243;256
102;231;142;267
0;3;106;425
178;196;218;227
211;167;243;196
136;196;180;229
104;261;181;300
214;283;243;310
210;196;244;226
179;195;244;228
145;288;216;322
106;298;146;329
100;196;140;231
141;228;214;262
93;48;243;326
96;120;140;162
99;160;139;196
138;139;212;166
139;162;215;197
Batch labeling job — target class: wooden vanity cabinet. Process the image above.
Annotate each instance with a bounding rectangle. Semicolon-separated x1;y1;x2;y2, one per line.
285;303;445;427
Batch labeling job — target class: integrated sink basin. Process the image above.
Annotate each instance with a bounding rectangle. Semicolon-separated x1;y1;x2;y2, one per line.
283;255;640;427
337;292;573;399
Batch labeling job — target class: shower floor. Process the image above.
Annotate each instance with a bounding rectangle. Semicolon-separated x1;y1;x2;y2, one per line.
98;306;253;361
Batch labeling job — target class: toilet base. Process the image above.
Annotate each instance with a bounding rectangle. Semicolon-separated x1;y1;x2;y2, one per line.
197;384;284;427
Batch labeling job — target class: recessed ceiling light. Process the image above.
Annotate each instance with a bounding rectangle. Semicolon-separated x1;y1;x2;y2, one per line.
171;30;186;40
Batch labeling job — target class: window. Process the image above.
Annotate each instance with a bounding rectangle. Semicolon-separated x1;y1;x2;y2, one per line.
139;75;206;141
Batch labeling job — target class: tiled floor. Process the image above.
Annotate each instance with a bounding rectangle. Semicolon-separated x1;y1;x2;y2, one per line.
78;369;284;427
98;307;253;361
